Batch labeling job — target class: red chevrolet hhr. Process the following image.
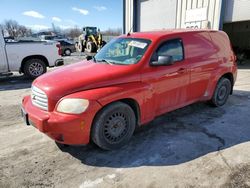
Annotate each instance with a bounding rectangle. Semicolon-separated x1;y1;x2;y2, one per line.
22;29;237;150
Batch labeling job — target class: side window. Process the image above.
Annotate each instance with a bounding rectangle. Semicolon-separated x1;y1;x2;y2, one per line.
157;39;184;62
60;41;66;45
64;41;70;45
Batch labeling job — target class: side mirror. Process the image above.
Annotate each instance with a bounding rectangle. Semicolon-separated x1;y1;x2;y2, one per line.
150;55;174;66
86;55;93;61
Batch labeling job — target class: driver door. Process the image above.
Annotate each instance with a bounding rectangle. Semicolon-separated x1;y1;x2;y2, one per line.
142;38;190;115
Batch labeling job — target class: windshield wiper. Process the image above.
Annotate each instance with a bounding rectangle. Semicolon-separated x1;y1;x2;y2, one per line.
87;56;96;62
96;59;114;65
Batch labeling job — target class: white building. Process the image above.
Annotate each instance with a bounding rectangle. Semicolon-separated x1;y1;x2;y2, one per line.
124;0;250;49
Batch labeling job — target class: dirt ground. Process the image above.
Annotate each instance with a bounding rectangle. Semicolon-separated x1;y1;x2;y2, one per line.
1;57;250;188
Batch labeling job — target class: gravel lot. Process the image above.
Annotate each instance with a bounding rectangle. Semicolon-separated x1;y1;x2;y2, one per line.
1;56;250;188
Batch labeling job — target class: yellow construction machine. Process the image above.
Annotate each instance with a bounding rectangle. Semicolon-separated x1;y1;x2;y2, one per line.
75;27;106;53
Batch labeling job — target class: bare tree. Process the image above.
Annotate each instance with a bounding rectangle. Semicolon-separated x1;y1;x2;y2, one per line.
18;25;32;37
102;28;122;36
66;27;82;39
4;20;19;37
2;20;32;37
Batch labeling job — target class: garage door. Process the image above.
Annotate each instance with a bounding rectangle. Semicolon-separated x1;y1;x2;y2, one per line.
136;0;177;31
224;0;250;22
223;21;250;49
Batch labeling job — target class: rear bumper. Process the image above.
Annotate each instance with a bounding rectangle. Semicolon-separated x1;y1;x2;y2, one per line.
55;59;64;66
22;96;101;145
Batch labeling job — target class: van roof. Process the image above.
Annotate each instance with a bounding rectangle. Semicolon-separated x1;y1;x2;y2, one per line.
121;29;223;40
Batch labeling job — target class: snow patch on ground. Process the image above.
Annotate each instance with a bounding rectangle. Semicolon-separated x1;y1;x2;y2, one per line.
79;173;116;188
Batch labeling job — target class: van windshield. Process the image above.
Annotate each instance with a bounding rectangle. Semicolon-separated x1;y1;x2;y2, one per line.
94;38;151;65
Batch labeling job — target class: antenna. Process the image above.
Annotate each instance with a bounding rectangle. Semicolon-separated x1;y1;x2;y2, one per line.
127;0;134;36
127;25;133;36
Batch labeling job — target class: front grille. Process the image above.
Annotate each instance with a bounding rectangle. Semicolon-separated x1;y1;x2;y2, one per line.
31;86;48;111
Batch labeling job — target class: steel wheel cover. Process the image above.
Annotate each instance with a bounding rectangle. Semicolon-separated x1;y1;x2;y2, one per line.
103;112;129;144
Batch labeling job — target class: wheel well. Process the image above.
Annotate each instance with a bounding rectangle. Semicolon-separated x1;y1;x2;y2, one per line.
221;73;234;94
20;55;49;73
119;98;141;126
90;98;141;144
94;99;141;127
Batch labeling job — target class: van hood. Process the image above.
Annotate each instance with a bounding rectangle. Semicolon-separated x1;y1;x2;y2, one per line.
33;60;140;108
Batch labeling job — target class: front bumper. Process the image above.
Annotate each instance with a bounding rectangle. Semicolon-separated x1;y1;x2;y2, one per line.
21;96;101;145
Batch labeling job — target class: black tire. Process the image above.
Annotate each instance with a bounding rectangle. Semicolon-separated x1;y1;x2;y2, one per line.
210;77;232;107
77;42;85;52
75;42;78;49
86;41;96;53
101;41;107;47
96;41;106;52
91;102;136;150
64;49;72;56
23;58;47;79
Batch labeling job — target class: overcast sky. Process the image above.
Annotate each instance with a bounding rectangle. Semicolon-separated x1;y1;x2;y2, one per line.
0;0;122;31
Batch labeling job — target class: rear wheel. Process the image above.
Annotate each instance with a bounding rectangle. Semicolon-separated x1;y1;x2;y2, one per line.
77;41;85;52
91;102;136;150
23;59;47;79
64;49;72;56
75;42;78;49
210;77;232;107
86;41;96;53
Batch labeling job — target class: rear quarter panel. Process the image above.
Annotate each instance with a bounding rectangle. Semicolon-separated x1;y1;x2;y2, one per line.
183;31;236;101
205;31;237;99
182;31;219;101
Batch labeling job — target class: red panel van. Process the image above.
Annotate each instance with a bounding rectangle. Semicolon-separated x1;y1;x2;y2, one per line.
22;30;237;150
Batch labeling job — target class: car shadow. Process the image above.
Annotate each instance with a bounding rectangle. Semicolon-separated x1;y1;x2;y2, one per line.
58;90;250;168
0;74;32;91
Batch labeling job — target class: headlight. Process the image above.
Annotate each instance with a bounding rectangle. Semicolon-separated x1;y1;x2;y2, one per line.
57;98;89;114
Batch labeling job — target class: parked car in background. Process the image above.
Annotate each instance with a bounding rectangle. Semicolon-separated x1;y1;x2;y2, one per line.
4;36;15;42
39;35;67;42
56;40;76;56
22;29;237;150
0;30;63;78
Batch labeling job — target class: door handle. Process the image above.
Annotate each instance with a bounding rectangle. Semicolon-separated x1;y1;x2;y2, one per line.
177;68;187;74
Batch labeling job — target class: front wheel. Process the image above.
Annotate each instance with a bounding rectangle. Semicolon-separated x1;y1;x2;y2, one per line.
86;41;96;53
91;102;136;150
23;59;47;79
210;77;232;107
101;41;106;47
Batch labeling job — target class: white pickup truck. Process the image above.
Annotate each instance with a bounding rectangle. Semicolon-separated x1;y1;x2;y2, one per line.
0;30;63;78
